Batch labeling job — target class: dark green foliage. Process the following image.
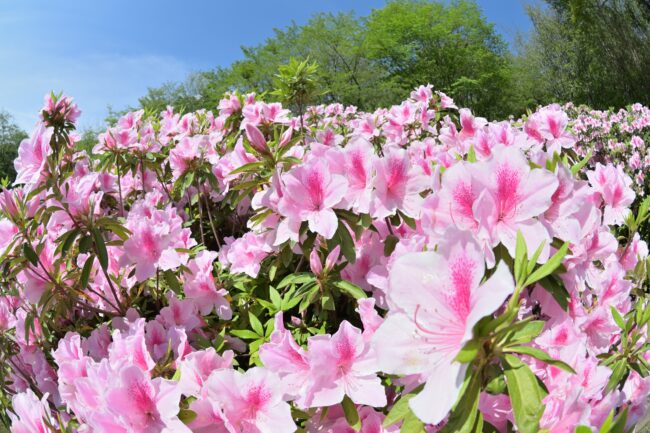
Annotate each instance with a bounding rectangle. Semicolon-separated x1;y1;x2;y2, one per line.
0;111;28;184
516;0;650;110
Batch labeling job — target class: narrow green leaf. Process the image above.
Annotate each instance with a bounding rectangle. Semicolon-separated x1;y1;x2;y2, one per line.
538;275;570;311
524;242;569;287
610;307;625;330
502;320;545;345
504;346;576;373
334;280;367;300
163;270;182;294
92;229;109;271
570;151;591;175
336;222;356;264
80;256;94;289
526;241;546;275
609;407;628;433
230;329;262;340
503;354;546;433
515;230;528;284
269;286;282;309
23;243;39;266
342;396;361;432
248;312;264;336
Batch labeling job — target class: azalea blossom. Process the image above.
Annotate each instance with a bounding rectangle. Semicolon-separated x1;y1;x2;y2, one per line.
372;232;515;424
278;159;348;239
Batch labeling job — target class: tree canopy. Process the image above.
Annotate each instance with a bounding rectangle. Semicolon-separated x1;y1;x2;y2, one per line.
137;0;518;119
0;111;28;183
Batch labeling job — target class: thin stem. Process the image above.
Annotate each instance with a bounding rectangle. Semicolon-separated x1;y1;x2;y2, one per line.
115;154;125;217
194;179;206;245
201;183;221;249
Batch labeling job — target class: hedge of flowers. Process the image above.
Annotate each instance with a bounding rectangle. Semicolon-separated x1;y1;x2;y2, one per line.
565;103;650;194
1;86;649;433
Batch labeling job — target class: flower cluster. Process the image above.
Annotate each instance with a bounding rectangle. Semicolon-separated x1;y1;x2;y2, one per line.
565;103;650;197
1;87;649;433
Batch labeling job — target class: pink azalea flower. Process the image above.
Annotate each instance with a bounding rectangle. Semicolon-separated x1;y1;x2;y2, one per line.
372;232;515;424
259;313;311;402
104;366;190;433
205;367;296;433
8;389;53;433
183;250;232;318
306;320;386;408
14;124;53;189
586;163;635;225
178;348;234;396
278;160;348;239
473;146;559;261
370;148;429;219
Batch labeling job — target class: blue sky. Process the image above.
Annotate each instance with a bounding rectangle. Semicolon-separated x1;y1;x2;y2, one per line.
0;0;534;131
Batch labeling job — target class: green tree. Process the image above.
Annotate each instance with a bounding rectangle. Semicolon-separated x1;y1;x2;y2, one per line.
517;0;650;109
138;1;517;118
364;0;517;118
0;111;28;183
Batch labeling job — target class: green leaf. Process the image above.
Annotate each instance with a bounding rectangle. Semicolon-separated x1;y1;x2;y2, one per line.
56;228;80;257
574;426;592;433
383;389;421;428
163;270;182;294
610;307;625;330
604;360;628;394
230;329;262;340
248;312;264;336
400;409;425;433
78;235;93;253
80;256;94;289
269;286;282;309
514;230;528;284
342;396;361;431
538;275;570;311
439;371;481;433
504;346;576;373
384;235;399;256
334;280;367;300
502;320;545;345
23;243;39;266
570;151;591;176
92;229;109;271
277;273;314;289
335;221;356;263
171;368;181;381
455;339;480;363
608;407;628;433
503;354;546;433
598;411;615;433
526;241;546;275
524;241;569;287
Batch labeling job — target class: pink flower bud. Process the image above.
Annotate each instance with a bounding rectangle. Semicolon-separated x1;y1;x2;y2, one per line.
245;123;268;154
309;249;323;276
325;245;340;271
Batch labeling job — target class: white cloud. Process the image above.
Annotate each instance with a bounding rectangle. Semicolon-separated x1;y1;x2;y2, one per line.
0;49;190;131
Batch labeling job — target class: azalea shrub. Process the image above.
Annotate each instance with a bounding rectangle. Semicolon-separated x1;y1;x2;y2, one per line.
1;86;650;433
564;102;650;243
